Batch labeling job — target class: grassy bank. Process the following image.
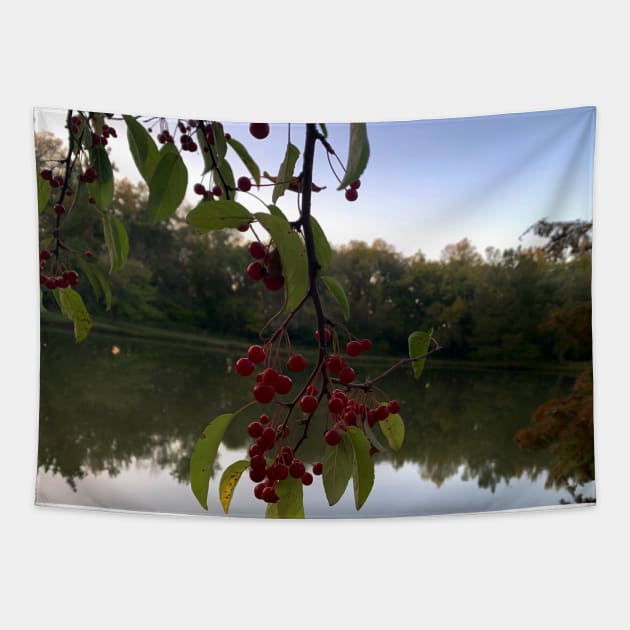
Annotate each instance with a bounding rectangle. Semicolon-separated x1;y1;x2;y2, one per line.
40;313;589;375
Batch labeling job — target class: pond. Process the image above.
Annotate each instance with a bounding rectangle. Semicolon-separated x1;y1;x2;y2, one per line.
36;327;595;518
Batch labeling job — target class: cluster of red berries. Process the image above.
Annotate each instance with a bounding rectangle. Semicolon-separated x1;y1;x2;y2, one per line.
245;241;285;292
39;250;79;289
179;134;198;152
193;182;225;199
40;169;65;189
249;123;270;140
91;124;117;147
344;179;361;202
247;417;322;503
78;166;98;184
324;390;401;447
235;345;308;404
157;130;175;144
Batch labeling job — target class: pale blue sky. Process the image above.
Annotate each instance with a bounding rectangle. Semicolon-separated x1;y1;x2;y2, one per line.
35;106;595;259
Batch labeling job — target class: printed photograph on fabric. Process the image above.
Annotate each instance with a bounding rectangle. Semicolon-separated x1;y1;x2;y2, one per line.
35;107;595;518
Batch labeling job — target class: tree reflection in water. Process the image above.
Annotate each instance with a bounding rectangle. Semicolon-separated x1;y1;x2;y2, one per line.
38;327;592;505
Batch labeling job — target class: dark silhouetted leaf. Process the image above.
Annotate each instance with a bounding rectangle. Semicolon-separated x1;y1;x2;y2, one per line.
337;123;370;191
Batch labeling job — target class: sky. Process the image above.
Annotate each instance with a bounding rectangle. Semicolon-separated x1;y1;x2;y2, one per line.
34;106;595;259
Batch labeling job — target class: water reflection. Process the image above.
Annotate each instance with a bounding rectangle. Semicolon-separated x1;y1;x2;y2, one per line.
37;327;594;516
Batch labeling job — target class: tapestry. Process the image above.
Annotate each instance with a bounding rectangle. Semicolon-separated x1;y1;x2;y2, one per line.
34;107;595;518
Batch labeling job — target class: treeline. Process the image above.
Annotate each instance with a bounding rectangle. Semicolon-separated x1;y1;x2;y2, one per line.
40;177;591;363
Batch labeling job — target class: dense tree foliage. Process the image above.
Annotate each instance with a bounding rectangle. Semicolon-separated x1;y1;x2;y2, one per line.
40;171;591;364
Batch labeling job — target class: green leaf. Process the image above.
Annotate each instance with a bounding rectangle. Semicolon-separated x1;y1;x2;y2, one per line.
408;329;433;380
123;115;159;182
37;174;51;214
147;144;188;221
227;136;261;186
88;146;114;210
56;288;92;342
322;432;353;506
318;123;328;138
196;126;214;175
190;413;234;510
337;123;370;191
321;276;350;320
186;200;252;232
102;213;129;273
211;122;227;167
268;205;288;220
219;459;249;514
379;412;405;451
213;161;235;200
363;417;388;453
346;426;375;510
311;216;332;273
76;257;112;310
272;143;300;203
265;476;305;519
255;212;308;312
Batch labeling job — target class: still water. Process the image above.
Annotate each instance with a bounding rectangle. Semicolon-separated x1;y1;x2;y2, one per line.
36;327;595;518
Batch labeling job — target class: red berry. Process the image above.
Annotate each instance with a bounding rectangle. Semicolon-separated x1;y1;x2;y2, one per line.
85;250;93;258
280;446;293;465
346;340;362;357
249;123;270;139
211;186;222;197
263;275;284;291
41;170;53;181
360;339;372;352
235;357;255;376
194;183;206;195
247;345;266;364
249;443;263;457
375;405;390;421
260;426;276;450
246;262;264;281
289;460;306;479
248;421;264;438
250;454;266;471
253;384;275;404
327;355;343;374
300;395;318;414
275;464;289;480
259;414;271;425
248;241;266;260
328;397;344;414
275;374;293;395
312;462;323;476
301;472;313;486
237;224;250;232
306;384;318;396
262;487;279;503
332;389;348;405
39;250;51;261
237;176;252;192
54;203;65;215
345;188;358;202
65;270;79;286
388;400;401;414
350;179;361;190
287;354;307;372
261;367;279;386
344;411;357;425
254;483;265;499
249;467;266;483
324;429;341;446
339;367;356;384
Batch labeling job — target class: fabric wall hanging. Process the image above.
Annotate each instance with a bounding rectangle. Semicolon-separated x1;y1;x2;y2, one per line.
34;106;595;518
